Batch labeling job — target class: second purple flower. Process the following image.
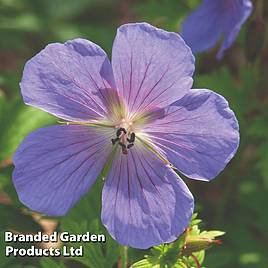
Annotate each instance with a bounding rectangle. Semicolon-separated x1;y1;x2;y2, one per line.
181;0;253;59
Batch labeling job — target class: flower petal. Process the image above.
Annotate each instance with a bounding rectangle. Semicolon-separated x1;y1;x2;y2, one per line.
101;142;194;249
143;89;240;181
181;0;253;59
13;125;114;216
181;0;225;53
112;22;194;116
20;38;116;122
217;0;253;59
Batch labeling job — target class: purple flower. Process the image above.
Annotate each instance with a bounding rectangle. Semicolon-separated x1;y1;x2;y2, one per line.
181;0;253;59
13;23;239;249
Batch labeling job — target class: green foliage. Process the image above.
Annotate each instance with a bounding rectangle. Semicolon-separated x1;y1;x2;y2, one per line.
0;99;55;162
62;220;118;268
59;180;119;268
40;258;67;268
131;214;223;268
0;204;42;231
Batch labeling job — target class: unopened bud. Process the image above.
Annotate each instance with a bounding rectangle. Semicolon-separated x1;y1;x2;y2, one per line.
182;236;222;255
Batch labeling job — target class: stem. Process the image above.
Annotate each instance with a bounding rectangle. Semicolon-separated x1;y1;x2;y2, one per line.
190;253;201;268
182;259;191;268
119;246;128;268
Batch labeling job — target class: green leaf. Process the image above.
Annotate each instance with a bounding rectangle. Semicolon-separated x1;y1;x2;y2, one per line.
61;219;118;268
131;259;160;268
59;179;119;268
200;231;225;239
0;204;42;232
0;99;55;161
131;213;224;267
40;258;67;268
0;232;14;268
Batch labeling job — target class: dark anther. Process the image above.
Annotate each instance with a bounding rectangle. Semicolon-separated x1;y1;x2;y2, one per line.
119;142;126;149
116;127;127;137
119;142;128;155
127;143;134;149
111;129;135;154
111;138;119;145
127;132;135;143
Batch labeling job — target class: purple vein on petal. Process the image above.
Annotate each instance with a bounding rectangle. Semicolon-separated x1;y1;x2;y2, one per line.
131;64;171;117
19;133;113;181
136;79;177;116
129;56;153;112
127;51;134;106
65;47;114;114
47;54;106;117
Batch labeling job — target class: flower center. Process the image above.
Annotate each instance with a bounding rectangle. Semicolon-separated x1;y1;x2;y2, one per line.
111;119;136;155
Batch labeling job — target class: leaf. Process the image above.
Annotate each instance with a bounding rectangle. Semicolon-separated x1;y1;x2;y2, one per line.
189;213;202;227
131;259;160;268
0;204;42;232
0;14;41;32
131;214;224;268
0;99;55;161
200;231;225;239
0;232;14;268
59;179;119;268
40;258;67;268
61;219;118;268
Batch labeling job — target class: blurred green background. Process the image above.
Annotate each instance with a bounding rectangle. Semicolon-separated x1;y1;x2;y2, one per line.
0;0;267;267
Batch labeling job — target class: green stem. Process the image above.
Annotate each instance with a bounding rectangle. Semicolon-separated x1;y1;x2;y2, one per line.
190;253;201;268
119;246;128;268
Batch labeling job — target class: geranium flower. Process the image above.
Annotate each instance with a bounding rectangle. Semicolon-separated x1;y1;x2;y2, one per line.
13;23;239;249
181;0;253;59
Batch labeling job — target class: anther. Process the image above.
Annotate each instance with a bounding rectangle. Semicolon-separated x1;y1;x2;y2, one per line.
116;127;127;137
119;142;126;149
119;142;128;155
112;128;136;154
127;132;135;143
111;138;119;145
127;143;134;149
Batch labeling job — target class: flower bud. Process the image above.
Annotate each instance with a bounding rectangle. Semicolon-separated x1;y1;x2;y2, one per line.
182;236;222;255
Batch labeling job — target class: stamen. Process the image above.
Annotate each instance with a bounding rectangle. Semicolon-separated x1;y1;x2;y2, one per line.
111;127;135;155
111;138;119;145
116;127;127;137
119;142;128;155
119;142;126;149
127;133;135;143
127;143;134;149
